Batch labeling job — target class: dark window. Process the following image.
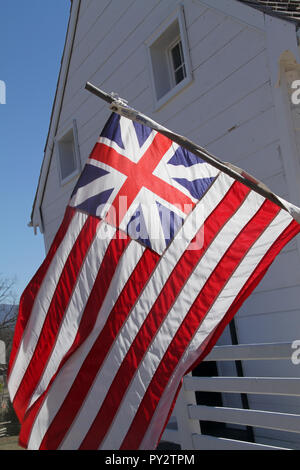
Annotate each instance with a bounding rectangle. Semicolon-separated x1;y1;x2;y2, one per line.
170;40;186;85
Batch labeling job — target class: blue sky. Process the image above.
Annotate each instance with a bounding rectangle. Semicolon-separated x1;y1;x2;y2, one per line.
0;1;71;301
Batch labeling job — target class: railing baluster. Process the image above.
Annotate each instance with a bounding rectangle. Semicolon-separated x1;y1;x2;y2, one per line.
160;342;300;450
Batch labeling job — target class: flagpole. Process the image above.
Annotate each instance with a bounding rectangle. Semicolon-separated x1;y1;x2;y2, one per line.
85;81;290;213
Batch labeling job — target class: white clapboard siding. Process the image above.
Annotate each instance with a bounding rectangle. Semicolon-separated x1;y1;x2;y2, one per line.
166;50;270;134
234;141;282;181
189;16;246;68
72;1;133;72
156;34;266;126
206;107;279;162
187;7;227;49
236;311;300;353
63;0;167;104
73;0;111;47
187;86;274;151
239;285;300;318
62;6;265;130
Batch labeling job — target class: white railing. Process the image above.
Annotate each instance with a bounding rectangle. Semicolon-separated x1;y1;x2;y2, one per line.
161;342;300;450
0;340;5;366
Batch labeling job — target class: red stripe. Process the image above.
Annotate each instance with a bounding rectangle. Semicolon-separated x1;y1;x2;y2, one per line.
120;198;281;449
19;231;131;449
8;207;76;378
36;247;159;450
78;181;250;449
13;215;99;422
18;393;44;449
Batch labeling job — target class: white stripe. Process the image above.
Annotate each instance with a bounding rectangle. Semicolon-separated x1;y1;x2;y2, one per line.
97;136;130;159
98;125;157;164
153;141;219;203
26;222;116;411
27;238;145;450
139;128;158;156
100;187;265;449
157;160;219;184
69;161;126;214
153;143;199;203
8;212;88;401
169;163;219;203
141;209;293;449
120;116;158;163
119;117;141;162
170;162;219;179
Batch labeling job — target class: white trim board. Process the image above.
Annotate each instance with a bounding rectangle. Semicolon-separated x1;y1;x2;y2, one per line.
30;0;81;234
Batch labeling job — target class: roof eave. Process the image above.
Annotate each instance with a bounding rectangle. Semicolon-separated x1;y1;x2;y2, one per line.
30;0;80;233
237;1;300;26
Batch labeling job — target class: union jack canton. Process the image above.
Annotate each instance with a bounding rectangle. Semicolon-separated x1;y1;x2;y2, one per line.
69;113;219;254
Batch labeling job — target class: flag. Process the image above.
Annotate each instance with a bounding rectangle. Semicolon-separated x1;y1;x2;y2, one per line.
8;112;300;450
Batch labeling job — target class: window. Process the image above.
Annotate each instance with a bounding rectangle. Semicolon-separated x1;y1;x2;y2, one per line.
56;120;81;185
168;38;186;86
146;5;192;110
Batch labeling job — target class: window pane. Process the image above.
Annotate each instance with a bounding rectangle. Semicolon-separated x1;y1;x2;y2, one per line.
171;42;182;70
175;66;185;85
59;139;76;181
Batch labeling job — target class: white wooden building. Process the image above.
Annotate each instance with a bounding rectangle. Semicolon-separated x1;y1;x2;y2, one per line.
30;0;300;449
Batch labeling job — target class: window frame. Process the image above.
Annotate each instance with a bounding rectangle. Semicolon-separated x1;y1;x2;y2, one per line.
55;119;81;186
145;4;192;111
167;36;187;88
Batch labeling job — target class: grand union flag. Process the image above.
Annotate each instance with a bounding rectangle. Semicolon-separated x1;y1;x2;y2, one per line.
7;112;300;449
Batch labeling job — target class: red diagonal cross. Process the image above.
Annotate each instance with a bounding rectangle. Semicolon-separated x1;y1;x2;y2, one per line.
90;132;195;226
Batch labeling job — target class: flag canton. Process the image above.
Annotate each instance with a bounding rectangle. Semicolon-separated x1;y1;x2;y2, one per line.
69;113;218;254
